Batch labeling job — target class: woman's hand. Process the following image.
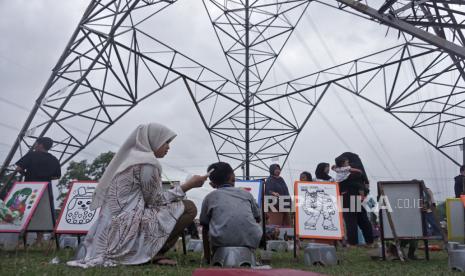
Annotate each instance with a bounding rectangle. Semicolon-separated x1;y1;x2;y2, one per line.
181;175;208;192
271;191;280;197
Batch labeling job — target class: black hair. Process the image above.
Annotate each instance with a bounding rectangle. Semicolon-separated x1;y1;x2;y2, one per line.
300;171;312;181
315;163;331;181
36;137;53;151
335;156;348;167
461;165;465;173
269;163;281;176
207;162;234;187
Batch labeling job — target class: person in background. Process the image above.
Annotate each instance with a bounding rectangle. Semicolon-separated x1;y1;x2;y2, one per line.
336;152;373;247
332;156;363;184
314;163;334;182
200;162;262;263
264;164;291;226
454;165;465;198
300;171;313;182
13;137;61;246
15;137;61;182
185;221;200;239
423;186;442;237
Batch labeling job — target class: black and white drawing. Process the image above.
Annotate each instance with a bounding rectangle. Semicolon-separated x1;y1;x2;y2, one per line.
56;182;100;234
65;186;96;224
302;187;337;231
295;181;343;239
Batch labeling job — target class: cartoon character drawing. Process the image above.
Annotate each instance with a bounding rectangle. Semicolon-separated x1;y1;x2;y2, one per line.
65;186;96;224
0;199;20;224
302;187;338;231
5;188;32;222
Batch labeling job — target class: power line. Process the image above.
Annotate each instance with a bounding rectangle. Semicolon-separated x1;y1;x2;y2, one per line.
292;16;395;178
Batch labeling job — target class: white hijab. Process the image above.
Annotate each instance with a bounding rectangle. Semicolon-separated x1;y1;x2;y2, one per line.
90;122;176;210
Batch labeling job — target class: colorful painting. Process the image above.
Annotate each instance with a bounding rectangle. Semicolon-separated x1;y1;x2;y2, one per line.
0;182;49;232
235;180;263;207
55;181;100;234
294;181;344;240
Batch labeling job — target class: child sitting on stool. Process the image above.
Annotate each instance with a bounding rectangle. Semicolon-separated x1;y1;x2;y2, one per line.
200;162;263;263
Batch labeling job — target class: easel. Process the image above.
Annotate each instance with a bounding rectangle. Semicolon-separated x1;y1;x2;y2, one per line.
292;181;344;259
1;182;59;251
24;182;59;250
378;180;444;261
261;180;266;249
378;183;405;261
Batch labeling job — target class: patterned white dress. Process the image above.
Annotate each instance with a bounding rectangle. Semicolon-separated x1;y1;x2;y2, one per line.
67;163;185;268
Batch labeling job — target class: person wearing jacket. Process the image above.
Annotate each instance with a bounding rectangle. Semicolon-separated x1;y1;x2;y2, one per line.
264;164;291;226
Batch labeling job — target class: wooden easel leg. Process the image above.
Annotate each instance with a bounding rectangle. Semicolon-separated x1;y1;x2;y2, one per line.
424;239;429;260
293;212;297;259
45;233;56;256
54;232;60;250
182;233;187;255
381;238;386;260
23;232;27;249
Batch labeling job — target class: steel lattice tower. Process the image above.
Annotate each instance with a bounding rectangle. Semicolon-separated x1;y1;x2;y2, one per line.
1;0;465;179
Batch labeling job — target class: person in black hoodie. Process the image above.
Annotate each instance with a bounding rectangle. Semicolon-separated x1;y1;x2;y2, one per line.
264;164;291;226
337;152;373;246
454;165;465;198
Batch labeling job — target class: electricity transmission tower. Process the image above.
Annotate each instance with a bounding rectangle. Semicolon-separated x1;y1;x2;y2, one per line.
1;0;465;180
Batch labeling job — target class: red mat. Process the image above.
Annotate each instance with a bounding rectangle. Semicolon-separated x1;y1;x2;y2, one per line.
193;268;324;276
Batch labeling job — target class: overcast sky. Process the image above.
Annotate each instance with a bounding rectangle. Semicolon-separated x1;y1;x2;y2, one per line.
0;0;461;206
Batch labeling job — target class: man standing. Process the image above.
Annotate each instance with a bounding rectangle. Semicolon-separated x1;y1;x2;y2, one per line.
12;137;61;246
15;137;61;182
454;165;465;198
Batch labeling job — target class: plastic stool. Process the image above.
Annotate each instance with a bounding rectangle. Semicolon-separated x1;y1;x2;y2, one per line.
0;233;19;250
266;240;288;252
448;242;465;272
187;239;203;252
60;236;78;249
211;247;256;267
303;243;338;266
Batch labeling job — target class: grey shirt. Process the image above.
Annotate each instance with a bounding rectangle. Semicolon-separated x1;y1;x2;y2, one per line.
200;186;263;249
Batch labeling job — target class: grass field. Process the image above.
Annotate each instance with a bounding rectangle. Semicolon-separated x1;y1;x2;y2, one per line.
0;244;456;276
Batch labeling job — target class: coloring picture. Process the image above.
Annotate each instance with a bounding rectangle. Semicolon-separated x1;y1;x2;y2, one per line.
0;182;49;232
235;180;263;207
303;187;337;231
55;181;100;234
65;186;96;224
295;181;344;239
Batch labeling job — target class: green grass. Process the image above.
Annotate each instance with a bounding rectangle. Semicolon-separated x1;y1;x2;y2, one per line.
0;245;456;276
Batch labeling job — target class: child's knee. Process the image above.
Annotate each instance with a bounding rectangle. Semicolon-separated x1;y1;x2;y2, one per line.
183;200;197;218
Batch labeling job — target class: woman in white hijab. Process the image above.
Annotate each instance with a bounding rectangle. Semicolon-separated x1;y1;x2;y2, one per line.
67;123;208;268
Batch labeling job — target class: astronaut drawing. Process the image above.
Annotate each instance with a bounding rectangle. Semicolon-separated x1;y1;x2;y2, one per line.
302;187;338;231
65;186;96;225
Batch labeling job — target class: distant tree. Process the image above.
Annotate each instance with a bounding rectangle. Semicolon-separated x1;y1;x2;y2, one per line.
0;170;21;199
56;151;115;206
88;151;115;180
